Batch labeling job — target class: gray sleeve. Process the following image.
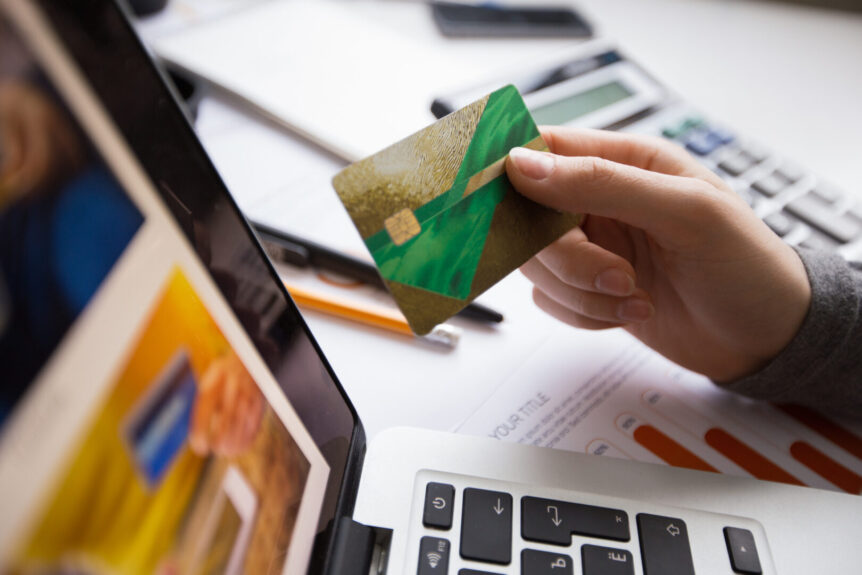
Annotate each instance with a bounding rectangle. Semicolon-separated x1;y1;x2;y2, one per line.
716;247;862;417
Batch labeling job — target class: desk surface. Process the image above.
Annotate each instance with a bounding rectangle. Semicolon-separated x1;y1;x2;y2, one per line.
137;0;862;493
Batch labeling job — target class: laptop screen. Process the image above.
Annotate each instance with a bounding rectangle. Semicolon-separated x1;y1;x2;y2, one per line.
0;1;359;573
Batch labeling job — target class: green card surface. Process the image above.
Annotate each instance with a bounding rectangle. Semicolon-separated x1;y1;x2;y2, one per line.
332;85;582;334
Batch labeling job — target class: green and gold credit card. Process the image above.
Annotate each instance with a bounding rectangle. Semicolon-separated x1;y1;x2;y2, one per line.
332;85;582;334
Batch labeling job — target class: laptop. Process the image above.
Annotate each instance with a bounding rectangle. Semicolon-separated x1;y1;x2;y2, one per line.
0;1;859;574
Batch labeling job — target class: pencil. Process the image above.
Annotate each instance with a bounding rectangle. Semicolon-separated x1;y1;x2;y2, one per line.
284;282;461;348
254;221;503;324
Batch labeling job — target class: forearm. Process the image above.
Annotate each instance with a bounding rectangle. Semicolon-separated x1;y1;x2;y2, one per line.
716;248;862;417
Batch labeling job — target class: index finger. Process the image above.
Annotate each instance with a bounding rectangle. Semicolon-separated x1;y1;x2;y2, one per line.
539;126;722;184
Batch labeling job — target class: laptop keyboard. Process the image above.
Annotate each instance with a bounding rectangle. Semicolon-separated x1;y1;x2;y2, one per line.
412;473;768;574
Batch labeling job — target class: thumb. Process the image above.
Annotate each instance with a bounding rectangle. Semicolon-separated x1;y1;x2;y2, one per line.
506;146;715;236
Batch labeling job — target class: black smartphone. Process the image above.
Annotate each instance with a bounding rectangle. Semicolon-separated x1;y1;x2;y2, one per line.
431;1;593;38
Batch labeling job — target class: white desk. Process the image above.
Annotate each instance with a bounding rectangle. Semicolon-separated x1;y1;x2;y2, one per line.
138;0;862;465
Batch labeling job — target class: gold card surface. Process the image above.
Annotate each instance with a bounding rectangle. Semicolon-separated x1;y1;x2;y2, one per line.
332;85;582;334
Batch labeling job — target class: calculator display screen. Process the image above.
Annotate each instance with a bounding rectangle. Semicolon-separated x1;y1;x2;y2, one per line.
531;80;632;126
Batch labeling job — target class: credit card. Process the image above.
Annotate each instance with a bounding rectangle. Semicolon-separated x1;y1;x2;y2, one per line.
124;349;197;487
332;85;581;334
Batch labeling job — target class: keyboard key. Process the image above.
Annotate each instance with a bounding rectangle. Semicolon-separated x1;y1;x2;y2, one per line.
581;544;635;575
423;482;455;529
718;152;755;177
459;570;504;575
521;497;629;545
764;212;797;237
751;172;788;197
636;513;695;575
724;527;762;574
418;536;450;575
460;488;512;564
785;193;862;243
521;497;573;545
569;503;630;542
521;549;574;575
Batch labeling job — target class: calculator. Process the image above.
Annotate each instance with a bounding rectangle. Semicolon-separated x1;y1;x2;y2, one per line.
431;41;862;261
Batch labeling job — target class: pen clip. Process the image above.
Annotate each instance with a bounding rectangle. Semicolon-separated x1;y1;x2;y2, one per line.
261;238;310;267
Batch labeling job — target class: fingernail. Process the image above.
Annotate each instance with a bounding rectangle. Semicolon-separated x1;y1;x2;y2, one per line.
617;298;654;322
595;268;635;296
509;147;555;180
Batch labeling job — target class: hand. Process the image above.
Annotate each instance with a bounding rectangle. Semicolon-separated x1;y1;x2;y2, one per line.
0;80;83;207
506;127;811;382
189;351;265;457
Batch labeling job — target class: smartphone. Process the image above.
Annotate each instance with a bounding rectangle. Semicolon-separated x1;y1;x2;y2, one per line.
431;2;593;39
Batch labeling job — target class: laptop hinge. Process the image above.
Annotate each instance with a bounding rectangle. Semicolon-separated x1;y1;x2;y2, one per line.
327;517;376;575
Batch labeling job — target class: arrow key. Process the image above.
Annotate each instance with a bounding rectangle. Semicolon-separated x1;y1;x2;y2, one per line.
636;514;695;575
460;488;512;564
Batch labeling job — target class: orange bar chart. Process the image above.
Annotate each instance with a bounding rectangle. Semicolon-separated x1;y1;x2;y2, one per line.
704;428;804;486
641;390;805;485
777;404;862;461
790;441;862;495
632;424;719;473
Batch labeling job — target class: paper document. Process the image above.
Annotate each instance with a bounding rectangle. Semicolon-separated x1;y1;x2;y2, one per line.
455;328;862;495
151;0;580;161
154;1;468;161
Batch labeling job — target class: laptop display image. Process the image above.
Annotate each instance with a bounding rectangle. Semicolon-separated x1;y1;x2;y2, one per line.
0;1;860;574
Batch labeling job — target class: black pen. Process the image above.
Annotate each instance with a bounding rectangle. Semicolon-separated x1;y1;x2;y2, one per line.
252;221;504;324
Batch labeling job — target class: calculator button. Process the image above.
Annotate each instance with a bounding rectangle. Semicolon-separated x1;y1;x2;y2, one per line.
460;488;512;564
636;514;695;575
423;482;455;529
581;544;635;575
662;117;702;140
684;130;723;156
724;527;762;574
522;549;574;575
764;212;797;237
810;183;843;204
522;497;630;545
776;162;805;183
737;187;758;207
785;194;862;243
739;143;770;163
710;127;735;145
798;231;839;251
751;173;788;197
718;152;755;177
418;536;450;575
459;570;504;575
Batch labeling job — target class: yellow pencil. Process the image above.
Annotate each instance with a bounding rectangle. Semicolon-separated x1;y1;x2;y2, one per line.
284;282;461;348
